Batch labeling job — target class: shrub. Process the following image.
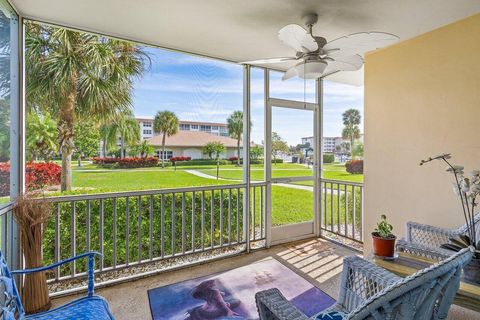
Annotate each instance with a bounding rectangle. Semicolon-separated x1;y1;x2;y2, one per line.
93;157;159;168
323;153;334;164
170;156;191;163
117;157;159;168
346;159;363;174
272;159;283;164
0;162;62;195
228;156;238;162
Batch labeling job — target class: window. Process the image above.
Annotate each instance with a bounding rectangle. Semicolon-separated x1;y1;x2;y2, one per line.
200;125;211;132
0;1;19;204
179;123;190;130
143;129;152;135
143;122;152;127
191;125;198;130
156;150;173;159
211;126;218;130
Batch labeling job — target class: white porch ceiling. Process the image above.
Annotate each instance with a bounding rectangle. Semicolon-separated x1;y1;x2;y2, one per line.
10;0;480;85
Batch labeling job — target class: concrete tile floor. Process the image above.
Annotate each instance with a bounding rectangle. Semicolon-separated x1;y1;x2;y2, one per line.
53;238;479;319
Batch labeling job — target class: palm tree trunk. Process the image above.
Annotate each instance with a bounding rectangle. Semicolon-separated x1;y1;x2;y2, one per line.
102;138;107;157
161;133;166;168
59;90;76;192
237;138;241;166
120;135;125;158
350;137;354;159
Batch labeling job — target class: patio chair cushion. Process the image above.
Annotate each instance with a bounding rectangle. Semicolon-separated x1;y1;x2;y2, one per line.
26;296;114;320
315;311;346;319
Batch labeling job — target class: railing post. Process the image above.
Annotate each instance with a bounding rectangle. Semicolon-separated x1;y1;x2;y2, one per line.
243;64;251;252
315;78;323;238
264;68;272;248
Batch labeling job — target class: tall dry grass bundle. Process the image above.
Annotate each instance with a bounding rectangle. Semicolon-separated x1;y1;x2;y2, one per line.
13;194;52;314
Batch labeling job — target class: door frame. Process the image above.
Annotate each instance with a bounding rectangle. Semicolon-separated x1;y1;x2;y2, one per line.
264;96;321;246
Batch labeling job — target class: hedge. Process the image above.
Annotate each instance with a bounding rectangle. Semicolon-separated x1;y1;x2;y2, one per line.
323;154;335;164
42;190;244;276
93;157;159;168
175;159;230;166
346;159;364;174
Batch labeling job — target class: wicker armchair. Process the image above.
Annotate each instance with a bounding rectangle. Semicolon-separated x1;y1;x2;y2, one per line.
396;213;480;260
255;247;473;320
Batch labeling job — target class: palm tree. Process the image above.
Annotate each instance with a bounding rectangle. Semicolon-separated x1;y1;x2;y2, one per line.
26;111;58;162
25;22;149;191
227;111;244;166
104;112;141;158
129;140;155;158
153;111;179;167
341;109;361;157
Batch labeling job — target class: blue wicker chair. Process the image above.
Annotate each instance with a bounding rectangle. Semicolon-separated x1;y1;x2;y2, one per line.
0;251;114;320
396;213;480;260
255;247;473;320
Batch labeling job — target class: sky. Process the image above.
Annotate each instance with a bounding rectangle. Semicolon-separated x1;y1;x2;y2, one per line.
132;47;364;146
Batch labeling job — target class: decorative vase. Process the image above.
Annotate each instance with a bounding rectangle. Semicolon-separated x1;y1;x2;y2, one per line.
463;257;480;285
372;232;396;257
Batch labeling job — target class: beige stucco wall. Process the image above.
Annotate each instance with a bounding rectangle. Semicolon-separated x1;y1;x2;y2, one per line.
155;147;240;159
363;13;480;253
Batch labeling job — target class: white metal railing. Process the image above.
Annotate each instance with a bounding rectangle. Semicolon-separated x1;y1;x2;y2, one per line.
320;179;363;244
40;183;266;286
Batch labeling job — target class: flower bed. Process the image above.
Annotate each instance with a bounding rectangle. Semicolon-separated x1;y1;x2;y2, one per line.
0;162;62;196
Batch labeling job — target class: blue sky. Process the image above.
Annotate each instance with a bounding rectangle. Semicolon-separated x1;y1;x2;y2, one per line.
132;47;363;146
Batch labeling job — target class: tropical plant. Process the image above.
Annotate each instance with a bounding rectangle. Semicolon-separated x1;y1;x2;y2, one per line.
271;132;288;165
26;111;58;162
341;109;361;157
250;145;263;160
374;214;394;239
74;120;100;166
420;153;480;258
227;111;244;166
104;112;141;158
202;141;225;160
129;140;155;158
25;21;149;191
153;111;179;167
352;141;364;158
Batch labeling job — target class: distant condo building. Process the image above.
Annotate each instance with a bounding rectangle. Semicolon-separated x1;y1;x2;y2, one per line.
135;116;229;140
301;135;364;154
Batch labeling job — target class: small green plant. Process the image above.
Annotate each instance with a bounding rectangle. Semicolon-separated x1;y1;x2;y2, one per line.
374;214;394;238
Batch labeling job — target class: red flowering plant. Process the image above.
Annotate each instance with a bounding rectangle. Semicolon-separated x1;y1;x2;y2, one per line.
0;162;61;196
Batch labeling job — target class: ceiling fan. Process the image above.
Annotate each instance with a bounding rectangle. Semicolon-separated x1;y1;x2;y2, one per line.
241;13;399;80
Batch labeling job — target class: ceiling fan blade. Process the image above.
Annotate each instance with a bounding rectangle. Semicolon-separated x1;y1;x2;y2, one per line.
323;32;399;56
278;24;318;53
239;57;297;64
325;54;363;73
282;66;298;80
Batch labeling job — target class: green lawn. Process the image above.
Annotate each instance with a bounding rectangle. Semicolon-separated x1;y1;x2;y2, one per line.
72;169;231;193
196;163;363;183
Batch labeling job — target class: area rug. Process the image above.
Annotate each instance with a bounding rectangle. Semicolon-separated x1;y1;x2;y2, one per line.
148;258;335;320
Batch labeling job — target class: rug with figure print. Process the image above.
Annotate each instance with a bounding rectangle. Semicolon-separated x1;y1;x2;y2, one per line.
148;258;335;320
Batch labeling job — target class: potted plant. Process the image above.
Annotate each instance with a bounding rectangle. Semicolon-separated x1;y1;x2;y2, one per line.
372;214;396;257
13;194;52;314
420;153;480;284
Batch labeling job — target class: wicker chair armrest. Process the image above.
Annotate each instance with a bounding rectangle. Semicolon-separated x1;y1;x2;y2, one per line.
405;221;459;247
337;256;401;311
255;288;309;320
396;240;455;261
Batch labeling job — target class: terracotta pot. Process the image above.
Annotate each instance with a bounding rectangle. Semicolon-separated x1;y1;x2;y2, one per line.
463;257;480;285
372;232;396;257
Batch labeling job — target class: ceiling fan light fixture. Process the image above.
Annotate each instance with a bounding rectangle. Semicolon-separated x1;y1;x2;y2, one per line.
295;60;327;79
